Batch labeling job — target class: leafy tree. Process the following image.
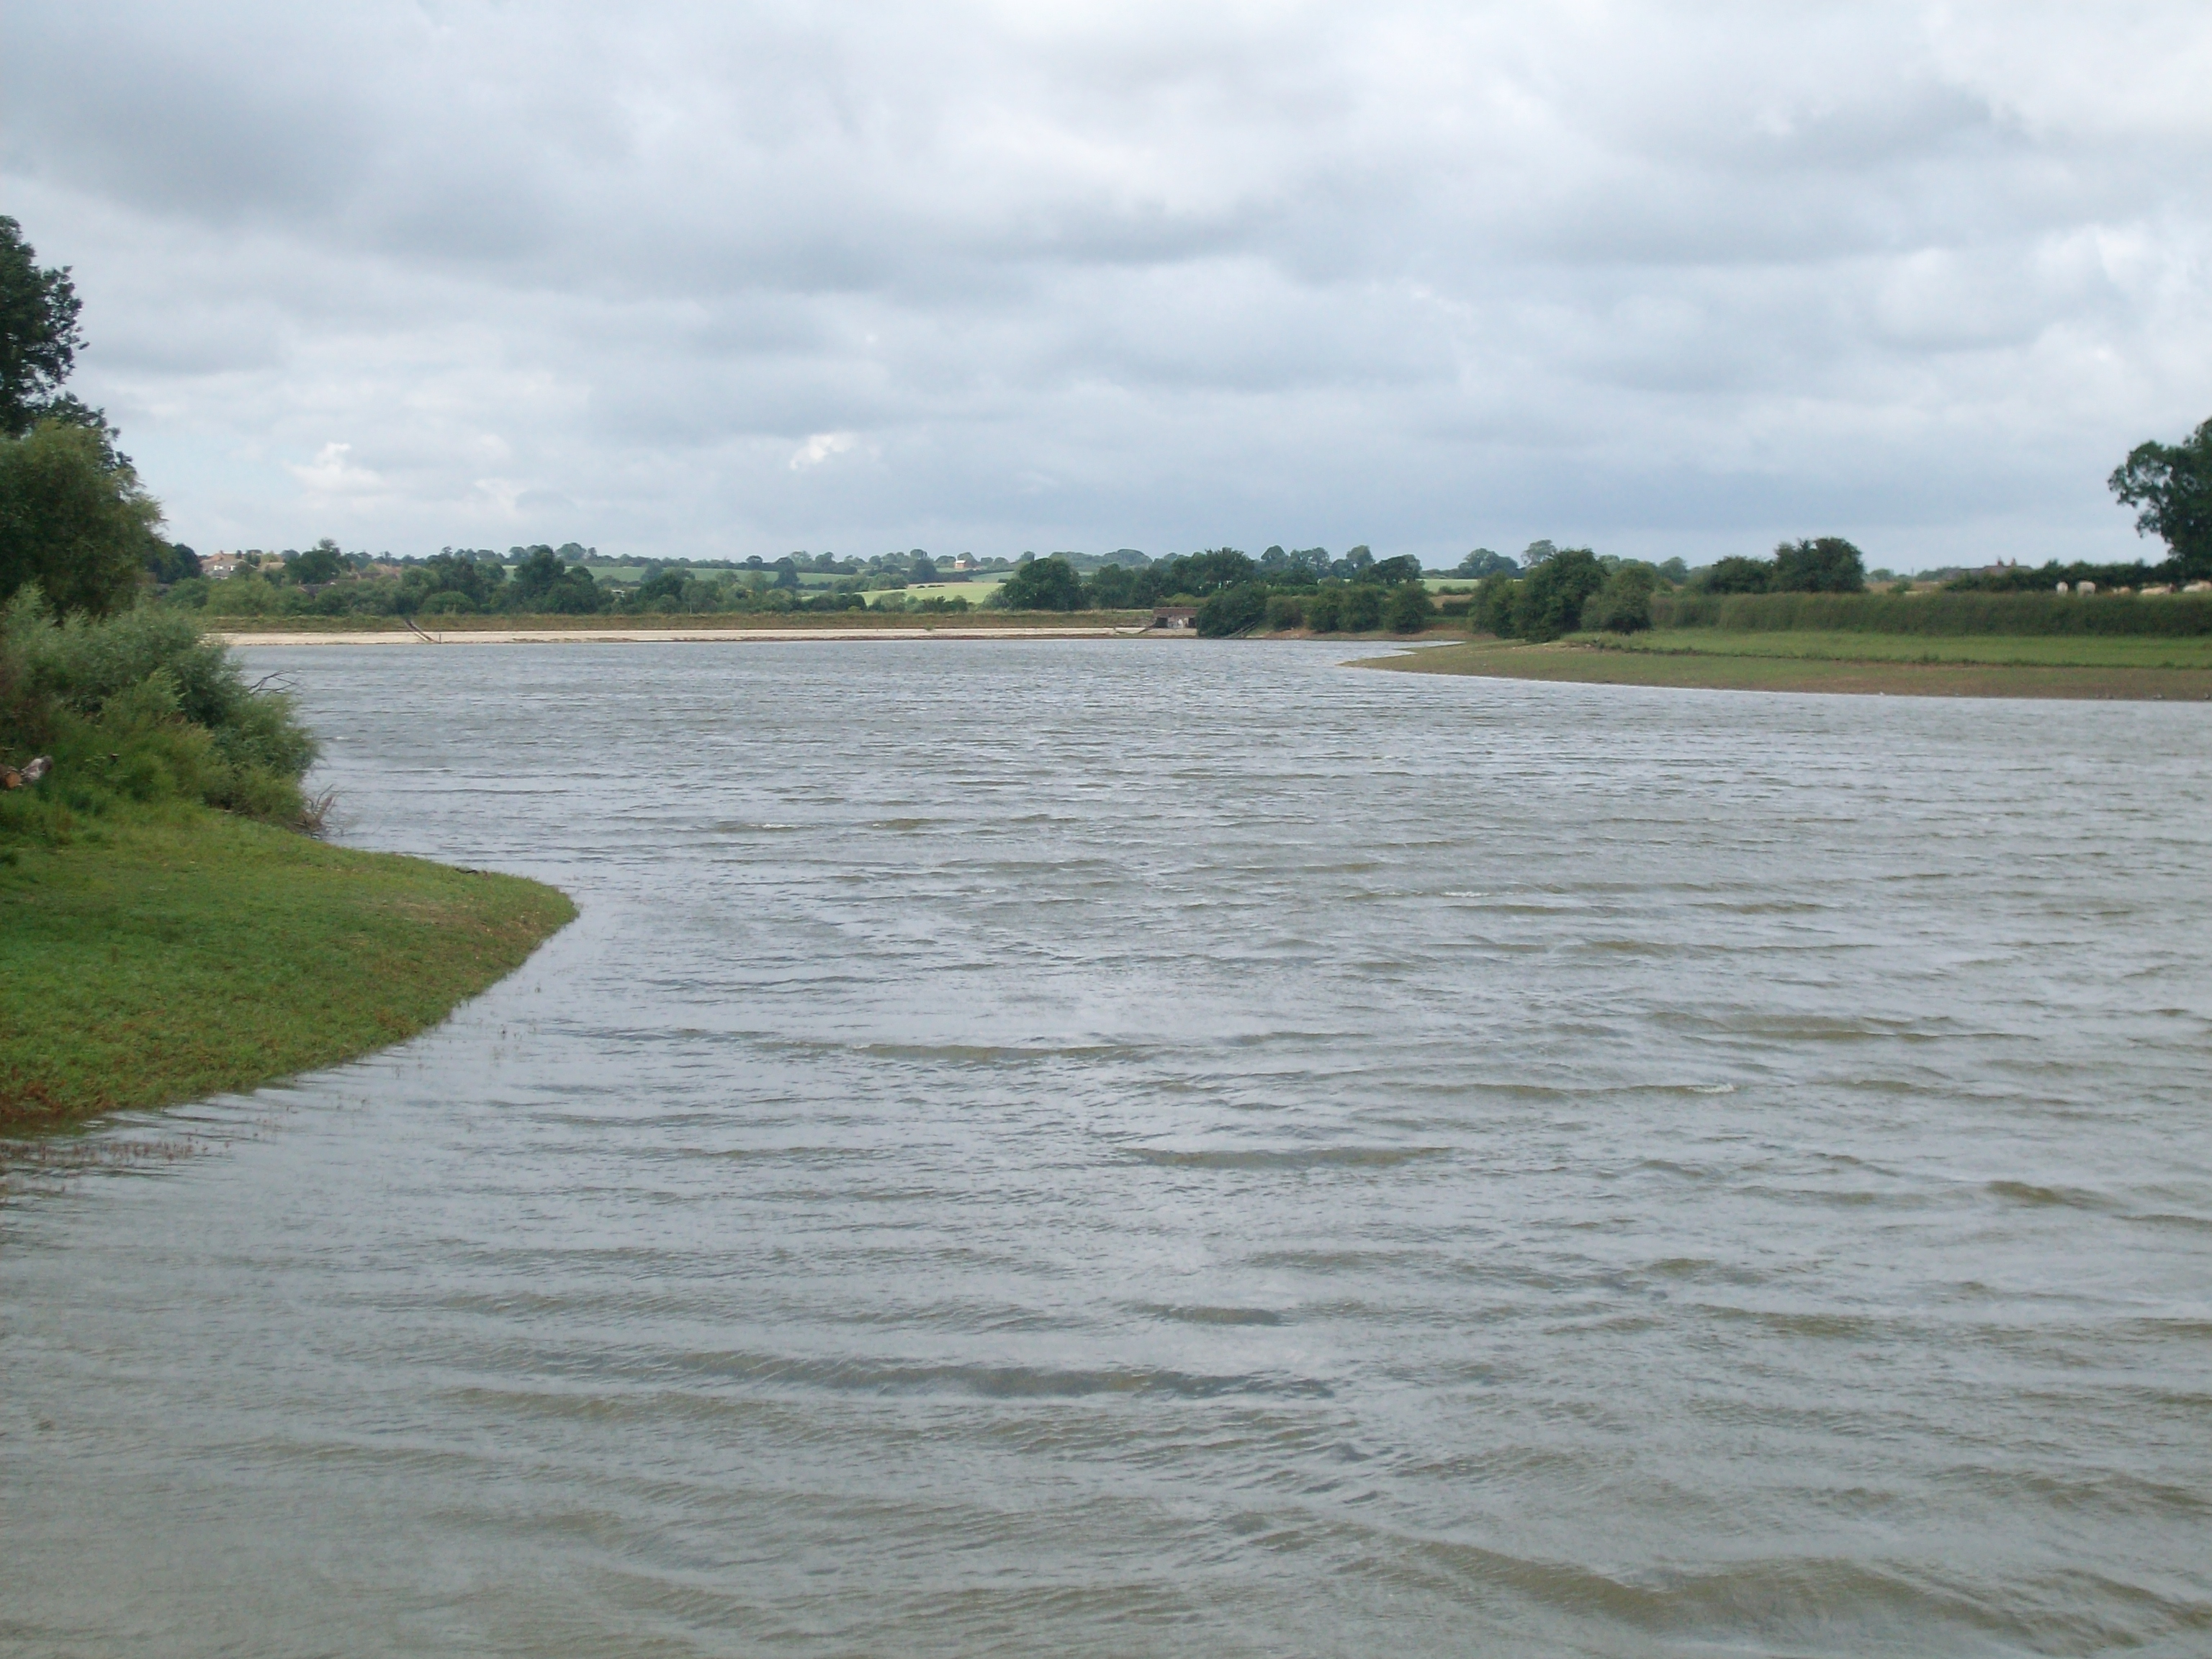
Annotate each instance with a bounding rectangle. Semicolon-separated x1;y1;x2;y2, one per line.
1383;581;1434;632
287;537;346;585
1264;593;1306;629
997;554;1084;610
2109;417;2212;578
1370;554;1424;585
504;545;605;613
1;217;89;438
1511;546;1606;640
1169;547;1257;595
1339;583;1384;631
1470;572;1516;635
1582;562;1658;632
1656;557;1689;583
0;418;163;616
910;550;938;582
1196;580;1267;636
1337;545;1375;580
1772;536;1866;593
1454;548;1520;578
403;551;505;613
630;567;690;609
1699;555;1772;594
146;539;201;585
1305;587;1343;632
1519;539;1559;565
1082;562;1141;608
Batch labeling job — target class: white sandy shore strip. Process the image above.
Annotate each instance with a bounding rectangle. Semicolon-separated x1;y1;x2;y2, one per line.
214;626;1154;646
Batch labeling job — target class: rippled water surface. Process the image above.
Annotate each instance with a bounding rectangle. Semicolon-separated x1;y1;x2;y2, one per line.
6;641;2211;1657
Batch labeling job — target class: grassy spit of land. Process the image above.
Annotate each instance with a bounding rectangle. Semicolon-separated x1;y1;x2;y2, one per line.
3;596;575;1133
1364;635;2212;700
1;803;574;1131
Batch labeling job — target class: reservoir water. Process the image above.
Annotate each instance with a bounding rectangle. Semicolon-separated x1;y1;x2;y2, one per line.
4;641;2210;1656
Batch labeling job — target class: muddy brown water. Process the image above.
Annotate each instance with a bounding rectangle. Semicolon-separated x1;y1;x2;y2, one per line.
4;641;2209;1656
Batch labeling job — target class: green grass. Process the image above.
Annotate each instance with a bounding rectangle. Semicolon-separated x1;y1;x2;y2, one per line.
1651;589;2212;636
1;806;574;1130
1617;630;2212;670
1362;637;2212;701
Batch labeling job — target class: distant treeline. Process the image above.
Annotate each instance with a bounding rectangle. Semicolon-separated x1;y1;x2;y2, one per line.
998;546;1443;634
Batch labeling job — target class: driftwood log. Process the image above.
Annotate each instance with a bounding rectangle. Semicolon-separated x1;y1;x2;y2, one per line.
1;755;53;790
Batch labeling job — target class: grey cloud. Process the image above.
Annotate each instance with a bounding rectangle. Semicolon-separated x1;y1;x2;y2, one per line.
4;0;2208;566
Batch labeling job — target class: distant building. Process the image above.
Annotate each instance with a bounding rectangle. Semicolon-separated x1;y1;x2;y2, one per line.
1151;606;1198;631
202;552;246;580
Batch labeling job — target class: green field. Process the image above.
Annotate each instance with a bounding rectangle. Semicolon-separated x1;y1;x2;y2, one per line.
900;578;1007;606
1;807;574;1130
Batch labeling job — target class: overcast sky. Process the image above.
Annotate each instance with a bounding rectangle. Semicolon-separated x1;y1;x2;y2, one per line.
6;1;2209;569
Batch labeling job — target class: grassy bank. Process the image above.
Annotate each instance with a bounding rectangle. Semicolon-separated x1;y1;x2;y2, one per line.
1652;590;2212;636
1364;637;2212;700
1618;630;2212;670
1;806;573;1130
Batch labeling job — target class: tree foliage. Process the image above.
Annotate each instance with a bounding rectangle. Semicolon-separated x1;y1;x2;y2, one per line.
287;538;346;585
1699;555;1775;594
1582;562;1657;632
1196;580;1268;636
1384;581;1434;632
0;419;163;616
1510;547;1608;640
0;216;86;439
1453;548;1520;578
1772;536;1867;593
1;589;320;832
504;545;607;613
997;554;1085;611
2109;417;2212;579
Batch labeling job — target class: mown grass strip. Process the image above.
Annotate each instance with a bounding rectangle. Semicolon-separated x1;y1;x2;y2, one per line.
1;807;573;1130
1361;639;2212;700
1614;630;2212;670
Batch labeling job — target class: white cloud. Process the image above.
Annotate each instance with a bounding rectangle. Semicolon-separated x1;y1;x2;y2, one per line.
286;441;385;500
4;1;2208;567
788;431;858;471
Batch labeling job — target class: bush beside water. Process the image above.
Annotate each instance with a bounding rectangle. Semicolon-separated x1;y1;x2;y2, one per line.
1;591;320;839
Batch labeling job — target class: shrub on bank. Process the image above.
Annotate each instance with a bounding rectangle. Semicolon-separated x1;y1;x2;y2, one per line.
1339;584;1385;632
1197;581;1268;636
1;590;320;838
1582;564;1658;633
1384;582;1434;633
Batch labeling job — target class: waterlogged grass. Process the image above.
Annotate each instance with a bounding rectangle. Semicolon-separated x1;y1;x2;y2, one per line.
1364;638;2212;700
0;807;573;1130
1616;630;2212;670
